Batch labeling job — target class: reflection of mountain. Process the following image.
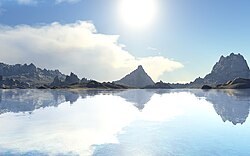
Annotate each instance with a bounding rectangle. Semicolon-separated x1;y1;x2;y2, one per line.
115;89;178;110
0;89;158;115
116;89;154;110
193;90;250;125
0;89;104;115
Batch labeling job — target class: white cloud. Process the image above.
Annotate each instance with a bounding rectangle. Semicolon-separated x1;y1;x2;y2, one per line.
55;0;81;4
16;0;37;5
0;21;183;81
147;46;158;51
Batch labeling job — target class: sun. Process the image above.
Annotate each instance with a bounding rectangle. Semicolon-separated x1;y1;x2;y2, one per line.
119;0;158;29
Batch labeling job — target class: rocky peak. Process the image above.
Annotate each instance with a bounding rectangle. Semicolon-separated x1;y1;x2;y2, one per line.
64;72;80;85
114;65;155;88
190;53;250;87
26;63;37;73
133;65;148;74
137;65;143;70
212;53;249;74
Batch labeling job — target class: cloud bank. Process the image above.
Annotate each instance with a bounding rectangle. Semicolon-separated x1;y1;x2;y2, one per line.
0;21;183;81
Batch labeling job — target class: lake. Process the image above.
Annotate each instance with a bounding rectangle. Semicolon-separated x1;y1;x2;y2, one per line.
0;89;250;156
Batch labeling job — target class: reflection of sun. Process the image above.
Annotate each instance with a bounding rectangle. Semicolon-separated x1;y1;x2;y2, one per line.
119;0;158;29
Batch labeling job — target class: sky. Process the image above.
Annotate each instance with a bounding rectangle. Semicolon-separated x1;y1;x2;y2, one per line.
0;0;250;83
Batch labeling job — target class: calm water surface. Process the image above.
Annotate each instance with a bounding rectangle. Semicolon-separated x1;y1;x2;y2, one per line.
0;89;250;156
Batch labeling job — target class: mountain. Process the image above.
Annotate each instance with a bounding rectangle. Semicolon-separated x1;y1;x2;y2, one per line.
190;53;250;87
114;65;155;88
0;62;66;87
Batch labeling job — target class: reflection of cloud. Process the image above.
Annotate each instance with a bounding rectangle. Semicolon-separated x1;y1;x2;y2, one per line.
0;95;138;155
0;21;183;81
0;90;194;155
1;90;224;155
140;93;184;122
92;91;213;155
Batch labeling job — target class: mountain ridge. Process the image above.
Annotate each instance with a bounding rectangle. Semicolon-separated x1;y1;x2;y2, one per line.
1;53;250;89
0;62;66;87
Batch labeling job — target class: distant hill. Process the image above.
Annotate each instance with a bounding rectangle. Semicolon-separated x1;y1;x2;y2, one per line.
114;65;155;88
0;62;66;87
190;53;250;88
144;81;172;89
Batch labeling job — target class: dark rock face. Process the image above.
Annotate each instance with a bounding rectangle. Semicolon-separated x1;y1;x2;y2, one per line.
201;85;212;89
0;62;66;87
64;72;80;85
144;81;172;89
0;76;30;89
86;80;105;88
50;76;62;87
190;53;250;87
115;65;155;88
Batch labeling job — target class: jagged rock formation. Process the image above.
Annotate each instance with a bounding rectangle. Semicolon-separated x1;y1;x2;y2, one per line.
0;62;65;87
50;72;80;87
50;74;128;89
144;80;172;89
0;76;30;89
81;77;88;83
190;53;250;87
64;72;80;85
115;65;155;88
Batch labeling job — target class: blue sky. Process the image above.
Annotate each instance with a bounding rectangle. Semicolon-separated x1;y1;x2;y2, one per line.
0;0;250;82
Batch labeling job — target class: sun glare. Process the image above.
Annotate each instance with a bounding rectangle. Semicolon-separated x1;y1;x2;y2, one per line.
119;0;157;29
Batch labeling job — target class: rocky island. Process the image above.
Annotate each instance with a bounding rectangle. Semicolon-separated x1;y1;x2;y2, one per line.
190;53;250;89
